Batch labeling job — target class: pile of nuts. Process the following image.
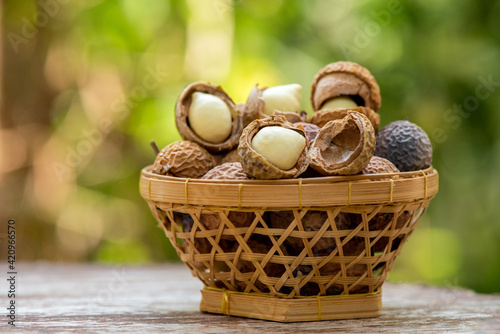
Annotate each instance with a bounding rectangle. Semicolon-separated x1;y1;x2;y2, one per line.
152;61;433;180
150;61;434;295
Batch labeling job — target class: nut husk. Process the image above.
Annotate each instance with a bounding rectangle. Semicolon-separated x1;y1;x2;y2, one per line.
243;85;306;127
309;111;375;176
152;141;215;178
311;61;381;112
175;82;243;153
362;156;400;176
375;120;433;172
202;162;250;180
239;115;310;179
309;107;380;133
293;122;320;146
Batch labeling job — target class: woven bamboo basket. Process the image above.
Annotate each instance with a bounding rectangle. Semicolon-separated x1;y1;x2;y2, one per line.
140;166;438;322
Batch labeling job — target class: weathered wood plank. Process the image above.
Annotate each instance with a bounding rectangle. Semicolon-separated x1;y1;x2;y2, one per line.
5;263;499;333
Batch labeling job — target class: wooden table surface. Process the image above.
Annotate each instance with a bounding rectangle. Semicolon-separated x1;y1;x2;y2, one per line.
4;262;500;333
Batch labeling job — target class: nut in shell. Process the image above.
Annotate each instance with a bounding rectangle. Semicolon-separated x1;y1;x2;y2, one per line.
198;210;255;240
311;61;381;112
200;163;253;239
268;210;334;254
152;141;215;178
234;237;287;293
309;111;375;176
309;106;380;133
375;120;433;172
243;84;304;127
362;156;399;178
239;115;310;179
202;162;249;180
173;212;234;272
175;82;243;153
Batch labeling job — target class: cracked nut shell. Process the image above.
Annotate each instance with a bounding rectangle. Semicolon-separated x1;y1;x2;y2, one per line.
309;111;375;176
238;115;310;179
152;141;215;178
311;61;381;112
175;82;243;153
308;107;380;133
375;120;433;172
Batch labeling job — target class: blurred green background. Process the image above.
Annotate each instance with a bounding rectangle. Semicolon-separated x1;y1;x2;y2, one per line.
1;0;499;293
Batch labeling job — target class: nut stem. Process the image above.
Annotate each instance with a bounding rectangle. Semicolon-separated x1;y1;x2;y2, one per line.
150;140;160;156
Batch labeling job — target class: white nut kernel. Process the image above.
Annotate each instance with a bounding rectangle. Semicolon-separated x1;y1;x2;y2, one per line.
189;92;232;143
251;126;306;170
261;84;302;115
321;96;358;110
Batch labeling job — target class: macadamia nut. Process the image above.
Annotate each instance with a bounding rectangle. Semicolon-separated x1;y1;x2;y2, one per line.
261;84;302;115
321;96;358;110
188;92;232;143
251;126;306;170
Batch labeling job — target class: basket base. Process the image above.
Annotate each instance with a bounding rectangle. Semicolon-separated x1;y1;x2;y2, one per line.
200;288;382;322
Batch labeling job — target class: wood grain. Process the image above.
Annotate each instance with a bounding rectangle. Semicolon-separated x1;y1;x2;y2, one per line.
8;263;500;333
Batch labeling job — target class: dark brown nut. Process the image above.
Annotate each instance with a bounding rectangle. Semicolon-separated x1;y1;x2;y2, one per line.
362;156;399;176
308;107;380;133
375;120;433;172
174;212;234;272
309;111;375;176
202;162;249;180
311;61;381;112
268;210;334;254
175;82;243;153
243;84;304;127
215;149;241;166
238;115;310;179
234;237;287;293
152;141;215;178
293;122;320;146
199;210;255;240
336;210;413;254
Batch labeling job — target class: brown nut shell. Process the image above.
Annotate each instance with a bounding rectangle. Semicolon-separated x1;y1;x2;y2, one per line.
175;82;242;153
311;61;381;112
238;115;310;180
152;141;215;178
243;85;305;127
309;107;380;133
362;156;399;176
293;122;320;146
273;110;308;123
269;210;334;254
200;162;253;240
309;111;375;176
202;162;250;180
215;149;241;166
234;237;288;292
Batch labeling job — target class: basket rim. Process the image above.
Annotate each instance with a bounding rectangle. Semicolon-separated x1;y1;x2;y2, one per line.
141;165;434;185
140;166;438;209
